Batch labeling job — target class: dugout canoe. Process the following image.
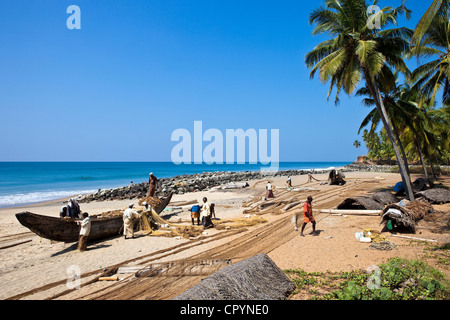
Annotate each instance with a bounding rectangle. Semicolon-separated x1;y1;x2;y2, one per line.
15;193;172;243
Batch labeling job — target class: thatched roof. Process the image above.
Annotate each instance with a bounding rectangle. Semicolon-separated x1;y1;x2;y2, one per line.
337;196;385;210
172;253;295;300
337;190;399;210
416;188;450;204
371;191;399;205
380;200;434;233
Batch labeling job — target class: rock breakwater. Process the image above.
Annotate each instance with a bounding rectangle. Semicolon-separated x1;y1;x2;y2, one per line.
77;167;355;203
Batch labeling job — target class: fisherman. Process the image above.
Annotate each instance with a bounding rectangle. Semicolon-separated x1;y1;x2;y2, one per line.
286;176;292;189
300;196;317;236
142;201;158;230
266;181;274;198
76;212;91;252
123;203;141;239
210;203;216;220
68;198;81;219
190;204;201;226
200;197;214;229
148;172;158;197
60;204;70;218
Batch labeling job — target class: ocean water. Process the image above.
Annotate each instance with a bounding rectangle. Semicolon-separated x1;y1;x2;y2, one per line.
0;161;351;208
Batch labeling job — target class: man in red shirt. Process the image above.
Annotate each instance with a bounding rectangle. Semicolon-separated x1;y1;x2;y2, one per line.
300;196;317;236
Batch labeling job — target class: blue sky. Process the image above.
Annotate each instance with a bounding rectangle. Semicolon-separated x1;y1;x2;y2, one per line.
0;0;432;162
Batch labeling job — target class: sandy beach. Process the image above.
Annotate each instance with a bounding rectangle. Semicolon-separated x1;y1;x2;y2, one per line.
0;170;449;300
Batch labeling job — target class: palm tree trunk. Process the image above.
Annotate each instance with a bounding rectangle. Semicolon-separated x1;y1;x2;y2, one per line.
391;121;411;177
362;68;415;200
423;148;438;180
415;139;429;180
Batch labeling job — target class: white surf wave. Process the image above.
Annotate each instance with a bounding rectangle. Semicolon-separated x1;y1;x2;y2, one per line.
0;189;97;208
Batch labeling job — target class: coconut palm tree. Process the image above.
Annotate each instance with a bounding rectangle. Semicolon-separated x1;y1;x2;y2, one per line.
306;0;415;199
409;11;450;105
411;0;449;50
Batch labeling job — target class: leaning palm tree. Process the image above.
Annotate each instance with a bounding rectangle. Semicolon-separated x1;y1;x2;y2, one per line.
356;69;416;176
306;0;415;200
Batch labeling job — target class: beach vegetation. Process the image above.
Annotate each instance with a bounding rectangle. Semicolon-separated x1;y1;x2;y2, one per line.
285;257;450;300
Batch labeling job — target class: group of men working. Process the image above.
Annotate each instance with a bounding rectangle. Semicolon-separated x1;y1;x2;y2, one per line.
69;173;317;252
189;197;215;229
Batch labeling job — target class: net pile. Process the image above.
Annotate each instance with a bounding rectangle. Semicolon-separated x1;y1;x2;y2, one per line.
369;241;397;251
173;253;295;300
138;196;162;207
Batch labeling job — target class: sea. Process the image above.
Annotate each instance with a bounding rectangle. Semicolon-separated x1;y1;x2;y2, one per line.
0;161;351;208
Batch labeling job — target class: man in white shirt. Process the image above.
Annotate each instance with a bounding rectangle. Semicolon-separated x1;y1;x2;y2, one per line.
266;181;274;198
123;203;140;239
77;212;91;252
200;197;214;229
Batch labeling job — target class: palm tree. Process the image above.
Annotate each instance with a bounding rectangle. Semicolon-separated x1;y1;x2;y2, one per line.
411;0;449;50
306;0;415;200
353;140;361;148
409;11;450;105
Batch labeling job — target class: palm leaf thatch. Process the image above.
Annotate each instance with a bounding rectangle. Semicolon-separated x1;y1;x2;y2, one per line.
173;253;295;300
416;188;450;204
337;196;385;210
337;191;399;210
371;191;400;205
380;200;434;232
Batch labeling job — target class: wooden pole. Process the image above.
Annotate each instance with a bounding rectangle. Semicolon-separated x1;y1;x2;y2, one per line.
391;234;438;243
314;209;382;215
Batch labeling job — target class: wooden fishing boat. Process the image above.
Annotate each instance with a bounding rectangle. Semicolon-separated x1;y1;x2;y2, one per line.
15;193;173;243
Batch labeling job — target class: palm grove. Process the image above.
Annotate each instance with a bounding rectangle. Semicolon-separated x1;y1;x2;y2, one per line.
306;0;450;200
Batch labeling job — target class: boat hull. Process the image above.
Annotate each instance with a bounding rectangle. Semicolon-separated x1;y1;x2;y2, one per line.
15;193;173;243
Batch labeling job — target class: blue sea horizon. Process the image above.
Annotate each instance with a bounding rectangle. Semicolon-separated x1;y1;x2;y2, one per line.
0;161;352;208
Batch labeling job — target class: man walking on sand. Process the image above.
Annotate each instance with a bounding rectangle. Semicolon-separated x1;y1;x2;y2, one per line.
300;196;317;236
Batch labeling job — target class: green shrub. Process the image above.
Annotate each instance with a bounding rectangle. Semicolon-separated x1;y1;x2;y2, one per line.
285;257;450;300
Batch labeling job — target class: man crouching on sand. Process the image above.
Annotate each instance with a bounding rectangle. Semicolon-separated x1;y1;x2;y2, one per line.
300;196;317;236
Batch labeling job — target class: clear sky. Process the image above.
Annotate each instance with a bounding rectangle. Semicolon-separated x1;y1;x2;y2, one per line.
0;0;432;162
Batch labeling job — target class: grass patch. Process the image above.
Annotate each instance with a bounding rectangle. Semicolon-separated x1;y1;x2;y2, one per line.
285;257;450;300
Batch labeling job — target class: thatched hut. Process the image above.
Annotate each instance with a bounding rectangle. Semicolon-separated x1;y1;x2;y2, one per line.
337;191;399;210
380;200;434;233
172;253;295;300
371;191;399;205
416;188;450;204
336;196;385;210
